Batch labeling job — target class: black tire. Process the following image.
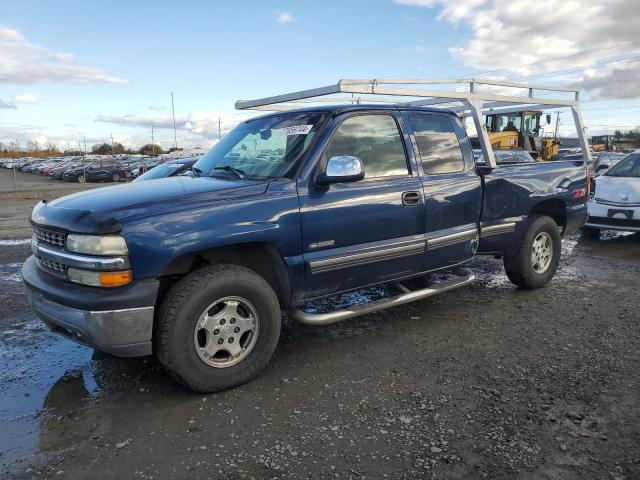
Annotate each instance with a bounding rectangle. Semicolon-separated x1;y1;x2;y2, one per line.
581;226;600;239
77;174;85;183
111;172;120;182
156;264;281;392
503;215;561;289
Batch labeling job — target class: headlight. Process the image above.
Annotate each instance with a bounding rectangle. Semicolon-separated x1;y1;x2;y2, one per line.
66;234;128;256
68;267;132;287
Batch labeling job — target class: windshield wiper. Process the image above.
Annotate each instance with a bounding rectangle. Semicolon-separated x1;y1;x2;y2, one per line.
192;167;202;177
213;165;245;179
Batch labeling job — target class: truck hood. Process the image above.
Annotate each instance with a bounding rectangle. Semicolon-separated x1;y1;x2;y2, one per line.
595;176;640;204
32;176;270;234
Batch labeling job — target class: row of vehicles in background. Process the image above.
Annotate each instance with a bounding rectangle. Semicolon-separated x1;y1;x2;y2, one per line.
0;155;201;183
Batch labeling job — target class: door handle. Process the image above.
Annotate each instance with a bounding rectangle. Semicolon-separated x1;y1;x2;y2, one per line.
402;191;422;206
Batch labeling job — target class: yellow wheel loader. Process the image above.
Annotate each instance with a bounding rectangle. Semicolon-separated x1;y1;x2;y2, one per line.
472;110;560;161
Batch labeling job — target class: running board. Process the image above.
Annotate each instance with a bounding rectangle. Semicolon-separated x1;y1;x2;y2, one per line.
289;267;475;326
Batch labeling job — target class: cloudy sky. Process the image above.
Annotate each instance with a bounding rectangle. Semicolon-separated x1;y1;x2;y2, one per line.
1;0;639;150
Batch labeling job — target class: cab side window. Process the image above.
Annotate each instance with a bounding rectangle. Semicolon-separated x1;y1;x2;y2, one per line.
409;114;465;174
324;114;409;178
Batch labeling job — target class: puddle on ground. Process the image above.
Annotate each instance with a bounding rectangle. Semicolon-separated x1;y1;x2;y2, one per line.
0;323;98;464
574;231;640;261
0;261;23;284
0;322;177;469
0;239;30;246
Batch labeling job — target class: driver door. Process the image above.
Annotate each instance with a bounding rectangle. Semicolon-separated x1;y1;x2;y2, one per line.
297;112;427;299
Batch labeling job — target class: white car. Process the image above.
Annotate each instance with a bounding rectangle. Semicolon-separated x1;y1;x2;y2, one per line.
584;151;640;236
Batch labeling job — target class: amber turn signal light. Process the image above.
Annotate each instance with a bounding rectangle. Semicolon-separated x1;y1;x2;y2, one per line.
99;270;133;287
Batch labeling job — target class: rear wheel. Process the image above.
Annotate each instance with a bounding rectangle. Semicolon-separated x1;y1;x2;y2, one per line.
77;174;85;183
156;264;281;392
503;215;561;289
111;172;121;182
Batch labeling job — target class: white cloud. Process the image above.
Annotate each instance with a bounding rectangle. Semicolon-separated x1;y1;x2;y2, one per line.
277;12;293;24
15;92;40;103
0;26;127;85
394;0;640;99
0;99;17;109
95;111;256;146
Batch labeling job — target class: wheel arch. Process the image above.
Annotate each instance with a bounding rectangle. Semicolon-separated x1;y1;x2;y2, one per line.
157;242;292;309
529;198;567;232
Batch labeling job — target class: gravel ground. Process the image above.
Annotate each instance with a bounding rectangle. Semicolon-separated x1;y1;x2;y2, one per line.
0;231;639;479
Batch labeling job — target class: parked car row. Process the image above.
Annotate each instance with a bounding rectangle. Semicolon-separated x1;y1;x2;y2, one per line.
2;155;201;183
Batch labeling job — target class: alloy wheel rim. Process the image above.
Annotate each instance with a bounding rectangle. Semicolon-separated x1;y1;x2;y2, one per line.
531;232;552;274
193;296;259;368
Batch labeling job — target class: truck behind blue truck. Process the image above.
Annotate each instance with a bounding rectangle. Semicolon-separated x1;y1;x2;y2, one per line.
22;104;589;392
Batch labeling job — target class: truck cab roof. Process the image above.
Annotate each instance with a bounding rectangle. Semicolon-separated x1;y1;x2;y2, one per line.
246;104;458;120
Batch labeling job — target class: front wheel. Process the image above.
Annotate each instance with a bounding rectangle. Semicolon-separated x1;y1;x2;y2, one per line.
111;172;121;182
156;264;281;392
503;215;561;289
77;174;86;183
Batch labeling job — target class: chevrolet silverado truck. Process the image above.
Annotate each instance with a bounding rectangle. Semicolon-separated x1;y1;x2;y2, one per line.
23;104;589;392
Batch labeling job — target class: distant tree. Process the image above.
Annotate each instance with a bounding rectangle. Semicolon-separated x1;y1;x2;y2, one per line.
91;143;113;155
138;144;164;155
167;147;183;153
26;139;40;152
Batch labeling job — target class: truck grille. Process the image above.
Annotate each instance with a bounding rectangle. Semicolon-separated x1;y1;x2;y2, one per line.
37;257;66;277
33;226;66;248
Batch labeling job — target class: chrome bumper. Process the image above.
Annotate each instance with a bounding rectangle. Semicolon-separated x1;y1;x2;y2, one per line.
24;282;154;357
583;221;640;232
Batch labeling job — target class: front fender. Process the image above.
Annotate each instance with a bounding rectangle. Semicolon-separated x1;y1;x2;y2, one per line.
122;180;302;279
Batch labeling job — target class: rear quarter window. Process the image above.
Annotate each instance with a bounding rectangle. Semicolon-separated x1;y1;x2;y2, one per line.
409;114;465;174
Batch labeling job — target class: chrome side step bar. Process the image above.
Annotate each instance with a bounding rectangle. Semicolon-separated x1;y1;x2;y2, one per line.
289;267;475;326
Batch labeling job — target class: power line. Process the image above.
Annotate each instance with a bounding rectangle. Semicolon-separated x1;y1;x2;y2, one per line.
472;40;640;79
512;55;640;82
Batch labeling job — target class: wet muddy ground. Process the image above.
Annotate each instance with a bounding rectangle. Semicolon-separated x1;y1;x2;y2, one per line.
1;232;639;479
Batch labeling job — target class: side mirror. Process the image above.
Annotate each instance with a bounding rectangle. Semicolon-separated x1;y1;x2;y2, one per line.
316;156;365;185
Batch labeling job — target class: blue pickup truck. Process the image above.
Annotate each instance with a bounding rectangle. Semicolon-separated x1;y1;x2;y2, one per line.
22;105;589;392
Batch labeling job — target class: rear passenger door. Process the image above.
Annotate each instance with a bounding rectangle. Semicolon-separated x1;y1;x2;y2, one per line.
298;112;427;299
405;112;483;271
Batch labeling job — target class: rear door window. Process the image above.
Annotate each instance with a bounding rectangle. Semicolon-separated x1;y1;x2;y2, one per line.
409;114;465;174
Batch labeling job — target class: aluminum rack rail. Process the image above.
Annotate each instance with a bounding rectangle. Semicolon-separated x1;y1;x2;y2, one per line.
235;78;592;169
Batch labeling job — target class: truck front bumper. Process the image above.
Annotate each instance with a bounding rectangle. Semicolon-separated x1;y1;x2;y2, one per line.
22;255;159;357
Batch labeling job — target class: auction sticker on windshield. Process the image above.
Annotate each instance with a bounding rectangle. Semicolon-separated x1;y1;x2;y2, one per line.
276;125;313;135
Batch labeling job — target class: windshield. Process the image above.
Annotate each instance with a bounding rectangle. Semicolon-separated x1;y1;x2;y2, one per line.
605;153;640;178
136;163;182;181
194;112;327;179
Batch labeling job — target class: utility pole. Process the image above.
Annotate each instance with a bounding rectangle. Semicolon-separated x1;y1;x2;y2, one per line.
171;92;178;150
218;117;222;140
554;111;561;139
151;126;155;156
82;136;87;190
111;134;115;156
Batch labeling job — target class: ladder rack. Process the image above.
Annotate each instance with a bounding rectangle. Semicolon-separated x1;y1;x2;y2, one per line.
235;78;591;169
